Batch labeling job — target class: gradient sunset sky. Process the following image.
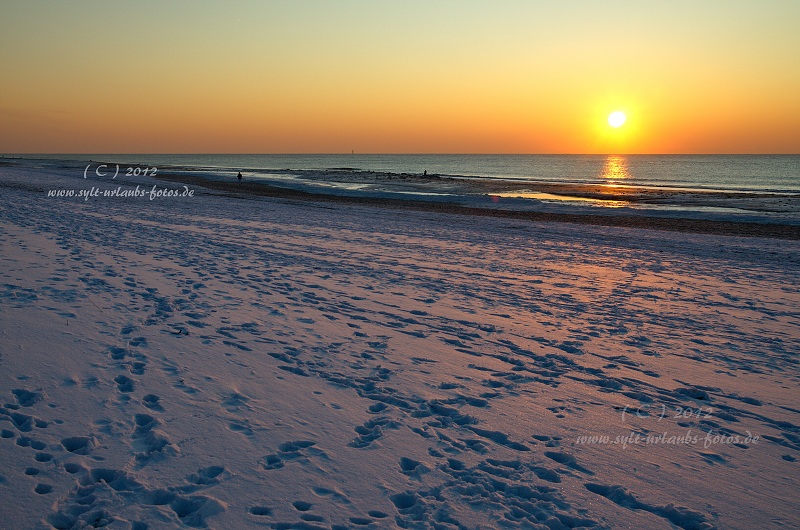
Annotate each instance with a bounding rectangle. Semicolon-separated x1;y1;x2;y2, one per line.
2;1;799;154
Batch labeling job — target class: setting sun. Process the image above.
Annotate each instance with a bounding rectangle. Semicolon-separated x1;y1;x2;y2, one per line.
608;111;627;128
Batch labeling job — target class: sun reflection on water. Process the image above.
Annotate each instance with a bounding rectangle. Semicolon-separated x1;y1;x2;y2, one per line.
600;155;632;183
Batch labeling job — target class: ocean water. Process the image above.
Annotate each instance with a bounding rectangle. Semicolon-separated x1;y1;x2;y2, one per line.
9;154;800;193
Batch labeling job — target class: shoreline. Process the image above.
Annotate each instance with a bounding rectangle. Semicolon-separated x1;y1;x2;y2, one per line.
155;171;800;240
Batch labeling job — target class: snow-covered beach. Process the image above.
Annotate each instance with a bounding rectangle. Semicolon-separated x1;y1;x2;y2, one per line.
1;164;798;529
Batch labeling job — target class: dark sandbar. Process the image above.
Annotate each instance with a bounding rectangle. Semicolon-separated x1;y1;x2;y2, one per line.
156;172;800;240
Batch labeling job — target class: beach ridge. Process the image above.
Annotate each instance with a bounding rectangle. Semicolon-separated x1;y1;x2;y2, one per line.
155;171;800;240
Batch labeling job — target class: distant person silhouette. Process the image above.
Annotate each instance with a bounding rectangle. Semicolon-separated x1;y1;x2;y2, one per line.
424;170;427;176
237;171;242;183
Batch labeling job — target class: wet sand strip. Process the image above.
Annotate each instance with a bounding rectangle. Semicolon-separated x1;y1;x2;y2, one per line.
155;172;800;240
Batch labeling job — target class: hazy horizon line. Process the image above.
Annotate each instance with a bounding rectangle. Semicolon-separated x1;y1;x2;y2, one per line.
4;152;800;157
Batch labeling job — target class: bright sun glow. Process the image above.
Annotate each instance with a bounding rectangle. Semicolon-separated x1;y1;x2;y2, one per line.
608;111;627;128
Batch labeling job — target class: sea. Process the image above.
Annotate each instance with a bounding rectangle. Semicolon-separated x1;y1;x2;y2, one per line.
7;154;800;193
4;154;800;223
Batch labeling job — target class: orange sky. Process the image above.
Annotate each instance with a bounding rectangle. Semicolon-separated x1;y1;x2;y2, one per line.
2;1;799;154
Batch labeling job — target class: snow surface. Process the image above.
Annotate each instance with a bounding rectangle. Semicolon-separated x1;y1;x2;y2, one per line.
1;166;798;529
